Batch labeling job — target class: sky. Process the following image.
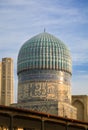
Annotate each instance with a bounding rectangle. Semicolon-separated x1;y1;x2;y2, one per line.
0;0;88;102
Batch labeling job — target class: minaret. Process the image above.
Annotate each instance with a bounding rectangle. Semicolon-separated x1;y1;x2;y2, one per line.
1;58;14;106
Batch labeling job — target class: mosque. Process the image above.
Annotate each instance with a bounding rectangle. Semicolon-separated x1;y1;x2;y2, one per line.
12;31;88;121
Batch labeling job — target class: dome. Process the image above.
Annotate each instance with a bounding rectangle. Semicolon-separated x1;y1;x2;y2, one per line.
17;32;72;75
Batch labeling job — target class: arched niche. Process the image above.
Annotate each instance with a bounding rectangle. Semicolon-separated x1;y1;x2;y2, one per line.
72;100;84;121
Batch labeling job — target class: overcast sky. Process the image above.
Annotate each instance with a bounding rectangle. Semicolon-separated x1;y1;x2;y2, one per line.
0;0;88;102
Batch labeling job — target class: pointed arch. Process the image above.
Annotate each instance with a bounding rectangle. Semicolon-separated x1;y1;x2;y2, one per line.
72;100;84;121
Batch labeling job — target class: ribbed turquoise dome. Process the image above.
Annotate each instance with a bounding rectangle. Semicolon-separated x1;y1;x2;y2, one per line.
17;32;72;74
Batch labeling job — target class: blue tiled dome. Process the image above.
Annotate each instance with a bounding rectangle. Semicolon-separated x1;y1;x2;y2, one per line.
17;32;72;75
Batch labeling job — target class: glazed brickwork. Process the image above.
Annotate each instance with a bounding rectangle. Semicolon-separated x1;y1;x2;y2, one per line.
16;70;77;119
13;98;77;119
13;32;77;120
18;80;71;104
17;32;72;75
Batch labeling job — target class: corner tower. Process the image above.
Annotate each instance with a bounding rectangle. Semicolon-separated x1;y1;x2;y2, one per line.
17;32;77;119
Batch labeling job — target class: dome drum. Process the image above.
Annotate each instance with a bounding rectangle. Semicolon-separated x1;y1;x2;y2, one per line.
18;70;71;85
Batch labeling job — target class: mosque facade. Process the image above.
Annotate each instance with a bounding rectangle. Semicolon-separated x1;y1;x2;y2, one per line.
13;32;77;119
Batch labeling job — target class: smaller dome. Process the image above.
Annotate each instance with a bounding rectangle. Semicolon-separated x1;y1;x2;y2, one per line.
17;32;72;75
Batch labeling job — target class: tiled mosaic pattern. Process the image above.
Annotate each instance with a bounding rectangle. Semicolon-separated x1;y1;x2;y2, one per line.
18;81;71;104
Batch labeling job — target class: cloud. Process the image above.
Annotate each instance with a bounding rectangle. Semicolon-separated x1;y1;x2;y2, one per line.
0;0;88;99
0;0;87;27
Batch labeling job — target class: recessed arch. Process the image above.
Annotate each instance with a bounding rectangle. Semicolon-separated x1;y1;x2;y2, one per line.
72;100;84;121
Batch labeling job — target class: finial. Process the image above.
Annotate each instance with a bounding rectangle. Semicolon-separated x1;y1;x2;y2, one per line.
44;28;46;32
